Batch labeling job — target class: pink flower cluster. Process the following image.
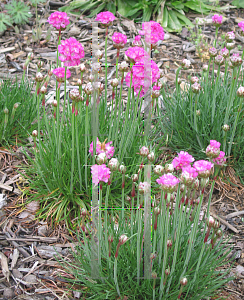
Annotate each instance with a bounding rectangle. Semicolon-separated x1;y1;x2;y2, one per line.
89;138;114;159
53;67;71;81
48;12;70;30
139;21;165;44
125;46;149;64
238;21;244;34
213;151;226;166
156;173;180;193
125;58;160;97
193;160;213;178
96;11;115;25
91;164;111;185
172;151;195;170
132;35;142;47
58;37;84;66
206;140;221;159
112;32;127;49
221;47;229;58
212;14;223;26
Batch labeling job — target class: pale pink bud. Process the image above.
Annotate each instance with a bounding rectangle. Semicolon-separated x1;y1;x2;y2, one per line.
225;31;235;42
196;110;200;116
216;229;222;237
154;165;164;175
165;163;174;173
119;164;126;174
3;108;9;114
181;59;191;69
214;55;225;66
138;182;150;194
226;42;235;50
35;72;44;82
207;216;215;227
119;234;128;244
119;61;129;72
40;86;47;94
52;100;57;107
147;152;155;162
151;271;157;279
77;79;82;86
28;52;34;60
202;64;208;72
91;62;101;74
32;130;38;137
111;78;119;87
191;82;201;94
154;207;160;215
37;61;44;68
69;89;80;102
150;252;157;260
180;277;188;286
237;86;244;97
81;208;87;217
131;174;138;182
108;158;119;171
190;76;199;84
139;146;149;157
209;47;218;57
167;239;172;248
96;152;107;165
108;235;114;243
222;124;230;131
84;82;93;95
88;75;94;82
13;103;19;109
95;50;103;59
80;63;86;72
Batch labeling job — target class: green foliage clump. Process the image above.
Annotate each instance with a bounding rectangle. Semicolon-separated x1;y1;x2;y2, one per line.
5;0;32;25
0;13;12;32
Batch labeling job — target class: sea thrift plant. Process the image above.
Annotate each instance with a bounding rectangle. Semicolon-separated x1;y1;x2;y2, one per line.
172;151;195;170
96;11;115;26
58;37;84;66
47;11;70;31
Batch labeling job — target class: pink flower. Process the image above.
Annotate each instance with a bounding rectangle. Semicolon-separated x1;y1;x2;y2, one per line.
125;47;149;64
193;160;214;178
53;67;71;82
210;140;221;148
132;35;142;47
220;47;229;58
91;164;111;185
213;151;226;166
96;11;115;25
89;138;114;159
112;32;127;49
212;14;223;26
156;173;180;193
48;12;70;30
125;58;160;97
139;21;164;44
172;151;195;170
206;140;221;159
181;166;198;187
238;21;244;35
58;37;84;66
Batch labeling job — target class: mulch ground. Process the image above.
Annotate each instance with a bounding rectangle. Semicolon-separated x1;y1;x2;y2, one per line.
0;0;244;299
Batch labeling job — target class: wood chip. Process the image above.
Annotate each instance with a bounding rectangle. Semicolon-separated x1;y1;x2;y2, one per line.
0;46;15;54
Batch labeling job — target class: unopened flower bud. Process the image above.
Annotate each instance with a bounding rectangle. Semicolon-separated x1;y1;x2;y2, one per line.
13;103;19;109
181;59;191;69
237;86;244;97
88;74;94;82
154;207;160;215
222;124;230;132
80;63;86;72
35;72;44;82
150;252;157;260
119;234;128;244
209;47;218;57
226;42;235;50
180;277;188;286
213;220;220;229
69;89;80;102
147;152;155;162
221;47;229;58
139;146;149;157
28;52;34;60
40;86;47;94
3;108;9;114
151;271;157;279
190;76;199;84
131;174;138;182
32;130;38;137
138;182;150;194
191;82;201;94
152;88;160;99
108;158;119;171
167;239;172;248
154;165;164;175
119;164;126;174
216;229;222;237
96;152;107;165
111;78;119;87
165;268;170;276
81;208;87;217
52;100;57;107
207;216;215;227
225;31;235;42
177;77;182;84
196;109;200;116
180;184;185;192
119;61;129;72
94;82;104;93
214;55;225;66
84;82;93;95
77;79;82;86
95;50;103;59
37;61;44;68
91;62;101;74
108;235;114;243
230;53;242;67
202;64;208;72
165;163;174;173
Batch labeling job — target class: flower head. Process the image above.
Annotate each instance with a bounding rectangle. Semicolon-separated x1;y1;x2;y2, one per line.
132;35;142;47
238;21;244;36
209;47;218;57
139;146;149;157
191;82;201;94
154;165;164;175
215;55;225;66
220;47;229;58
48;12;70;30
212;14;223;27
172;151;195;170
53;67;71;82
181;165;198;187
190;76;199;84
213;151;226;166
139;21;165;45
230;53;242;67
91;164;111;185
222;124;230;132
156;173;180;193
125;47;149;64
89;138;114;159
181;59;191;69
108;158;119;171
237;86;244;97
193;160;214;178
138;182;150;194
96;11;115;26
112;32;127;49
58;37;84;66
225;31;235;42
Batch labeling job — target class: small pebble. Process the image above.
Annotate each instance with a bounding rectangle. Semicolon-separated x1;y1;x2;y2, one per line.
3;288;14;299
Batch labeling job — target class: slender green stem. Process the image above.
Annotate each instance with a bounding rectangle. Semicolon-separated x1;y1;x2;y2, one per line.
70;111;75;195
214;27;219;47
211;66;221;124
75;110;82;191
104;28;108;104
85;104;89;190
114;258;121;297
58;67;67;157
175;67;182;95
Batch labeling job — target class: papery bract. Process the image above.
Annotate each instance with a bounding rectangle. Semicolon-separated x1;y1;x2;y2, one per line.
48;11;70;30
58;37;84;66
172;151;195;170
91;164;111;185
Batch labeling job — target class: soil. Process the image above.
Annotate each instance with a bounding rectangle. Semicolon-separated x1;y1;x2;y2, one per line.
0;1;243;299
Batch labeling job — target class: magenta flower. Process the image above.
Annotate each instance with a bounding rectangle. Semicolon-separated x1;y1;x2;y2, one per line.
91;164;111;185
206;140;221;159
96;11;115;25
125;47;149;64
210;140;221;148
156;173;180;193
212;14;223;26
89;138;114;159
132;35;142;47
48;12;70;30
213;151;226;166
172;151;195;170
112;32;127;49
181;165;198;187
139;21;164;44
58;37;84;66
238;21;244;35
193;160;214;178
125;58;160;97
53;67;71;82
